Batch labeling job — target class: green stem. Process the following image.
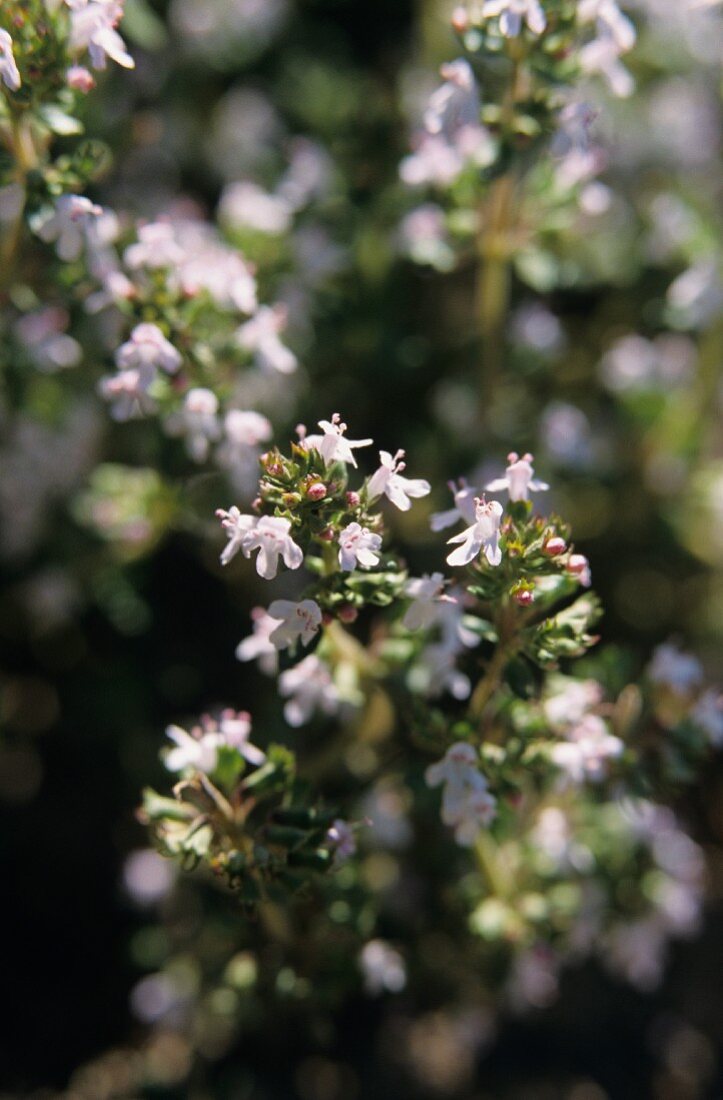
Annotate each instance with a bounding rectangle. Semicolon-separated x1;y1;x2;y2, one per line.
474;830;510;898
0;113;39;295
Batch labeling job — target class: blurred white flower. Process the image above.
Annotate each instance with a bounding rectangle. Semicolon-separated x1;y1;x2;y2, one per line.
360;939;406;995
0;29;21;90
485;451;549;502
279;655;342;726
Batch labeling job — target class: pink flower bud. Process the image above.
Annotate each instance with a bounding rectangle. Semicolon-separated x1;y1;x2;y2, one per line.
318;527;335;542
322;612;334;627
307;482;327;501
544;537;567;556
337;604;358;624
451;6;469;33
67;65;95;93
514;589;534;607
346;491;361;508
567;554;588;575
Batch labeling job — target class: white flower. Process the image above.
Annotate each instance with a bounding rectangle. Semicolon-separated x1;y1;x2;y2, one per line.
482;0;547;37
425;742;497;846
164;723;221;774
164;711;265;774
243;515;304;579
550;714;623;784
647;643;703;694
485;451;549;502
692;690;723;747
165;388;220;462
301;413;372;468
66;0;135;70
366;449;431;511
447;497;503;567
278;655;342;726
402;572;451;631
236;305;297;375
116;323;181;375
266;599;322;650
430;478;478;532
360;940;406;995
0;29;21;91
36;194;103;261
338;522;382;571
326;819;357;863
235;607;280;674
216;506;258;566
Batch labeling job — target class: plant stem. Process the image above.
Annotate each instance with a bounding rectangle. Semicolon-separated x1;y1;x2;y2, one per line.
474;830;510;898
0;113;38;295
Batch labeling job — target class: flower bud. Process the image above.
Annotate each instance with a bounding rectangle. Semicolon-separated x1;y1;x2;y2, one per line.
67;65;95;93
318;527;335;542
544;537;566;556
567;554;588;575
513;589;534;607
451;6;469;33
346;491;361;508
283;493;301;507
337;604;358;624
307;482;327;501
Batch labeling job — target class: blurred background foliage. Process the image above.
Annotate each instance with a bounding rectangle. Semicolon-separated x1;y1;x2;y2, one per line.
0;0;722;1097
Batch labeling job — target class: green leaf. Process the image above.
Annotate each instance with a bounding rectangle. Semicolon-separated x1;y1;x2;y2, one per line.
39;105;84;136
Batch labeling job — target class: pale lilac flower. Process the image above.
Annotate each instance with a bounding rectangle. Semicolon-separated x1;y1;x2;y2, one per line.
402;573;453;631
578;0;636;52
164;722;221;774
692;690;723;747
123;849;175;906
430;478;478;532
278;655;341;726
326;819;357;863
124;222;186;270
647;642;704;694
98;367;157;421
603;918;668;991
301;413;372;468
222;408;273;450
447;497;504;568
15;308;82;373
235;607;279;674
277;137;334;210
116;323;181;375
66;0;135;70
482;0;547;37
366;449;431;511
579;37;634;97
398;204;455;270
550;714;623;784
485;451;549;502
410;643;471;700
266;599;322;649
66;64;95;91
219;180;293;235
505;946;560;1012
165;388;220;462
543;678;603;730
424;60;479;138
236;305;297;375
426;742;497;845
216;708;266;765
216;506;258;566
360;940;406;995
338;522;382;571
0;29;21;91
400;133;466;187
36;194;103;261
243;515;304;579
